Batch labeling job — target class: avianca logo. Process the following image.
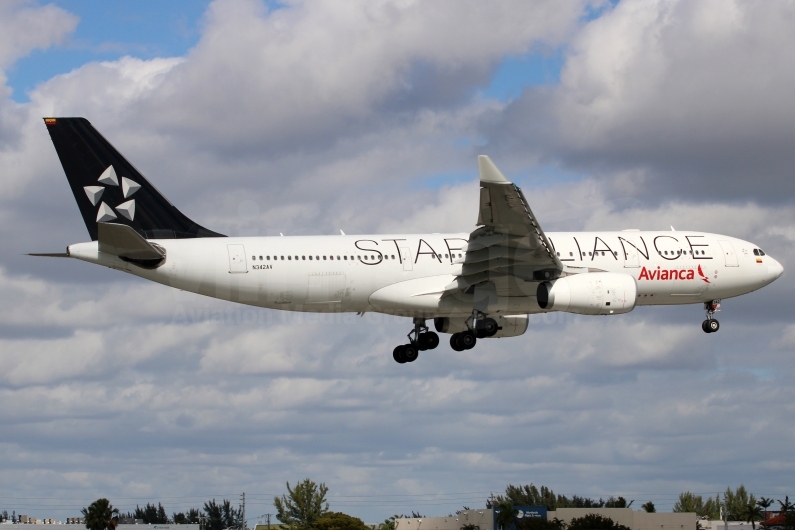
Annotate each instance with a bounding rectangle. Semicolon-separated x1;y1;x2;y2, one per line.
638;264;710;283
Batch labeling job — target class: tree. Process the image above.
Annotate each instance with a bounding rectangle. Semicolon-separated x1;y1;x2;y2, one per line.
744;503;763;530
274;479;329;530
641;502;656;513
379;515;403;530
757;498;775;521
674;493;702;514
491;484;610;511
204;499;242;530
724;486;756;521
134;503;170;524
174;509;201;524
81;498;120;530
313;512;367;530
494;501;518;530
605;497;633;509
567;514;631;530
779;497;795;514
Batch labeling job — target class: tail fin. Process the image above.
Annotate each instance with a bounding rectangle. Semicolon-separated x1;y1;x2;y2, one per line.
44;117;225;240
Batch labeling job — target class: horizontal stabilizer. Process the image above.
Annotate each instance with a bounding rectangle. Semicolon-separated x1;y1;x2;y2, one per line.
28;252;69;257
98;222;165;261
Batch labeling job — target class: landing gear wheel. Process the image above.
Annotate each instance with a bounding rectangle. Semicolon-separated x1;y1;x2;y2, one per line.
403;344;419;362
479;318;499;338
393;345;407;363
702;300;721;334
450;333;465;352
459;330;477;350
418;331;440;350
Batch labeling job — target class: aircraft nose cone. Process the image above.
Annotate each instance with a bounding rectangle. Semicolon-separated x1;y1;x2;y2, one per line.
768;258;784;280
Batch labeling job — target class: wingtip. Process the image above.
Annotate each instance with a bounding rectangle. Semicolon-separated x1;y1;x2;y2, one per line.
477;155;510;184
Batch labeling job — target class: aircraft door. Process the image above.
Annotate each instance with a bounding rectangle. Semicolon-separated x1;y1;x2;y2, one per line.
400;247;413;271
718;240;739;267
227;244;248;273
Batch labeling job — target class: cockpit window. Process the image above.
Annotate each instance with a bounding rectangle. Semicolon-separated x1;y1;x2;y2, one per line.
753;249;759;256
759;249;766;256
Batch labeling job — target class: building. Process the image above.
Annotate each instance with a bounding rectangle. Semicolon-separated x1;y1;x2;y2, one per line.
548;509;696;530
394;509;494;530
394;508;698;530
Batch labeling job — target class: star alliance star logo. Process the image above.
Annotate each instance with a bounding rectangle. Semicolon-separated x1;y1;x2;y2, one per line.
83;165;140;222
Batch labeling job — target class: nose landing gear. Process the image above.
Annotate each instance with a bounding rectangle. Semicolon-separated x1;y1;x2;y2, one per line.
702;300;721;333
392;318;439;363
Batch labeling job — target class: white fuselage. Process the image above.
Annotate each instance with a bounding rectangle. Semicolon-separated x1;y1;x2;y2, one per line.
67;231;783;318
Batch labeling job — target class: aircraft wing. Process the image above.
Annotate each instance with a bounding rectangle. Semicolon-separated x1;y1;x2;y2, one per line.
449;156;563;290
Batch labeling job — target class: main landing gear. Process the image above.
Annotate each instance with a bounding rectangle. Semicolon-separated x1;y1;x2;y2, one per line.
393;318;440;364
702;300;721;333
449;311;499;352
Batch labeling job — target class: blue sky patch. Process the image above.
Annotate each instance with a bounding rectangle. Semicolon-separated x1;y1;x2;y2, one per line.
5;0;212;102
481;51;564;101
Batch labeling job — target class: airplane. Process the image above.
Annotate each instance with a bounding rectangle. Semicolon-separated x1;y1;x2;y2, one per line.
33;117;784;364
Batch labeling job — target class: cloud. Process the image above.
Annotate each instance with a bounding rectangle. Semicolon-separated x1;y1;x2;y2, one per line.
488;0;795;202
0;0;78;70
0;0;794;522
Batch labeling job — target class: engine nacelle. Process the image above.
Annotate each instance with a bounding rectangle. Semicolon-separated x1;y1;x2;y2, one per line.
433;314;529;338
537;272;637;315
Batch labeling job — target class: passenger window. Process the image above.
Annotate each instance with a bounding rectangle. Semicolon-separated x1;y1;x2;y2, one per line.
302;256;306;260
601;252;605;256
570;252;573;257
280;256;284;260
251;256;255;260
556;252;560;257
309;256;312;260
392;255;396;259
288;256;292;260
267;256;270;260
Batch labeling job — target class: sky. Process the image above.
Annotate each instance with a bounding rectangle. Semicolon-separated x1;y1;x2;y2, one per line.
1;0;794;524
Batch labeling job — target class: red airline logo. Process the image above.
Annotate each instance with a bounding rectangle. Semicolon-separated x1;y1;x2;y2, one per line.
638;264;710;283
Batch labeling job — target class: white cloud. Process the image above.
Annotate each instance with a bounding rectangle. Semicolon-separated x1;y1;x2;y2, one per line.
0;0;78;69
493;0;795;201
0;0;794;521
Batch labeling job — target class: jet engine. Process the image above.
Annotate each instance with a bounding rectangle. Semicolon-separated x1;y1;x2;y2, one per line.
433;314;529;338
537;272;637;315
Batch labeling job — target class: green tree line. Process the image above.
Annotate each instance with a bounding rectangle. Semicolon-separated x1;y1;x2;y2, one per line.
81;498;242;530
